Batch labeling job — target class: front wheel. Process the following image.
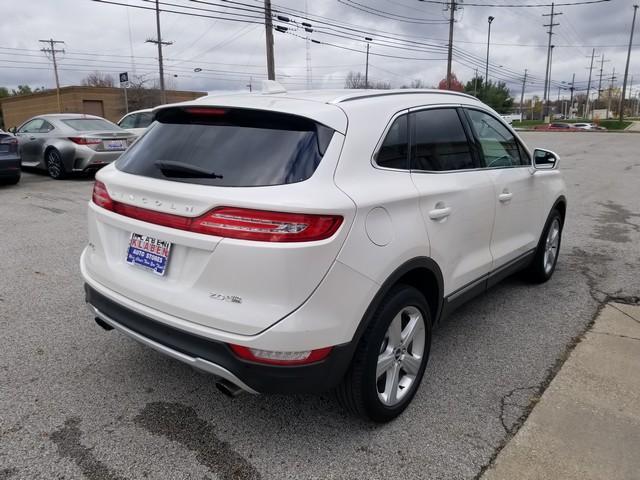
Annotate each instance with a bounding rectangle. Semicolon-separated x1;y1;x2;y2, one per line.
46;149;66;179
524;209;563;283
336;285;432;422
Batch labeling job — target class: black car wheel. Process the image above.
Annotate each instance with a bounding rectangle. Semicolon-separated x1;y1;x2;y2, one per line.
524;209;563;283
46;149;66;179
336;284;432;422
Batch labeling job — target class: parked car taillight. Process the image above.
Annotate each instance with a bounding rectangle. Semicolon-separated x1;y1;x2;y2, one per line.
69;137;102;145
228;344;333;365
0;137;18;152
91;181;343;242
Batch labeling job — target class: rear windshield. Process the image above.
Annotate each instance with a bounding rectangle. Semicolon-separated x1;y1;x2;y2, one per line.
63;118;121;131
116;107;335;187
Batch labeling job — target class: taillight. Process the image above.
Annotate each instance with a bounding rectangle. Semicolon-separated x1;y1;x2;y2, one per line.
91;184;342;242
69;137;102;145
228;344;332;366
190;207;342;242
92;181;114;210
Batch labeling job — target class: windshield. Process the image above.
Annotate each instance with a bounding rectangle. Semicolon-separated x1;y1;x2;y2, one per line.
116;107;335;187
62;118;121;131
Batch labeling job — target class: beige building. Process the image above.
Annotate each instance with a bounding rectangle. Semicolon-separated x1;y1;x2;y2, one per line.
0;86;206;129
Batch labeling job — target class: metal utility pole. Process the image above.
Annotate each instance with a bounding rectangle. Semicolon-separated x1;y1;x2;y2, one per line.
619;4;639;122
446;0;459;89
485;16;495;83
607;68;616;119
146;0;172;104
542;3;562;119
584;48;596;118
39;39;64;112
520;69;528;116
265;0;275;80
364;37;372;88
569;73;575;118
597;53;609;101
473;67;479;96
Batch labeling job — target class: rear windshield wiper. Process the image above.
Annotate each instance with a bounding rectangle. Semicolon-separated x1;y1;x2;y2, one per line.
154;160;223;179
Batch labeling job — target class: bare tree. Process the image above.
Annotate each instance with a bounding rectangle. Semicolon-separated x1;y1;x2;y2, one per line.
81;71;115;87
345;71;391;89
401;79;428;89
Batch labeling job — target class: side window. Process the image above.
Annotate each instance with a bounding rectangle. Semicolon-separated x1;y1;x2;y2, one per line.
19;119;44;133
119;114;137;129
39;121;55;133
136;112;155;128
411;108;475;171
466;109;527;168
376;114;409;170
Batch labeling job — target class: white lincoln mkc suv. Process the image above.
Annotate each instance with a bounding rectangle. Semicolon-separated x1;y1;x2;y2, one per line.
81;85;566;422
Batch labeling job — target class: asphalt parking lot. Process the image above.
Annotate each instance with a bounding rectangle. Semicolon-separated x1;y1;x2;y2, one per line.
1;132;639;480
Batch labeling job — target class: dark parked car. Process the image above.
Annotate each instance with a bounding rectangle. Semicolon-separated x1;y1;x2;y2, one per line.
13;114;135;179
0;131;20;185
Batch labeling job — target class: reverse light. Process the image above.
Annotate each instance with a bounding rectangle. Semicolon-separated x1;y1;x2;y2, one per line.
228;344;333;366
69;136;102;145
91;183;342;242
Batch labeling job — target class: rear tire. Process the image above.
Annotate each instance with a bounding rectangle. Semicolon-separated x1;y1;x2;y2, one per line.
335;285;432;422
524;209;563;283
46;149;66;179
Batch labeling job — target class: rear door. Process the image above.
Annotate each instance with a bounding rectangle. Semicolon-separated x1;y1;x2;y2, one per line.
16;119;44;165
464;108;542;269
409;107;495;296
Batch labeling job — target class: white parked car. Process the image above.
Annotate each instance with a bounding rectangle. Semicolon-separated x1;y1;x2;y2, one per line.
572;122;605;131
117;108;155;136
81;88;567;422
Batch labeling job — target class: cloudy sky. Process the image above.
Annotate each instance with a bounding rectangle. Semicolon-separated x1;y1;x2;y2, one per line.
0;0;637;101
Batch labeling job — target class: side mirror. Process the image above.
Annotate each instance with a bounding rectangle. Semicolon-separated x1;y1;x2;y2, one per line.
8;126;17;134
533;148;560;170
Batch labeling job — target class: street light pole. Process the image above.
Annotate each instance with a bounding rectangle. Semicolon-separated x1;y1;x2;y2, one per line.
485;16;494;83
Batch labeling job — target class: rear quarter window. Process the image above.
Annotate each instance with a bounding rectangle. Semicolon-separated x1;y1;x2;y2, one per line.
116;107;335;187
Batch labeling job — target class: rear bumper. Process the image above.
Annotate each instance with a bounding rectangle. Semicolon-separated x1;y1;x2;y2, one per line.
72;149;125;172
84;284;355;394
0;157;21;176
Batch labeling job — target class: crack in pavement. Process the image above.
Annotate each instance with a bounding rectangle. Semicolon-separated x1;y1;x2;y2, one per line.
609;303;640;324
498;386;539;435
50;417;128;480
590;331;640;342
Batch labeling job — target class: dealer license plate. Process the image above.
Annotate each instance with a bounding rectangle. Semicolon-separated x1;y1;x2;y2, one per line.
126;233;171;276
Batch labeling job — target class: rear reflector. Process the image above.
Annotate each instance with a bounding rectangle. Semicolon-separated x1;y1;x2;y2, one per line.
91;181;342;242
69;137;102;145
228;344;332;365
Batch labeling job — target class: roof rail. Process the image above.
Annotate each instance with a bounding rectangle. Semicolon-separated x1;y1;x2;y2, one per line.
330;89;477;104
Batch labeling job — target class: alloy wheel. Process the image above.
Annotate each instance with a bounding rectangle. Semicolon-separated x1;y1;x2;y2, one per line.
544;218;560;274
376;306;426;407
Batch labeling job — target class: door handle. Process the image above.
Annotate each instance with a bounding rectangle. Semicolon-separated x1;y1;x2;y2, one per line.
498;192;513;203
428;206;452;220
29;137;36;141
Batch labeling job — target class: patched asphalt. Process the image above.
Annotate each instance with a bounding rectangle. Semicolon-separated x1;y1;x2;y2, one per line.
1;132;638;479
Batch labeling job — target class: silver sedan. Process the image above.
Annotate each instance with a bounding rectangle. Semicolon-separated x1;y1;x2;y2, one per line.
13;114;135;179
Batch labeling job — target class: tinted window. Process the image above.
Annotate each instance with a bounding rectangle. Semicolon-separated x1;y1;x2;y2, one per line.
411;108;475;171
39;121;55;133
116;107;335;187
62;118;121;131
376;114;408;170
466;109;527;168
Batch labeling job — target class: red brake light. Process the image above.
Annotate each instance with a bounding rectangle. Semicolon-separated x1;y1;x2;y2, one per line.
69;136;102;145
228;344;333;365
183;108;227;116
91;185;342;242
92;181;114;210
191;207;343;242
